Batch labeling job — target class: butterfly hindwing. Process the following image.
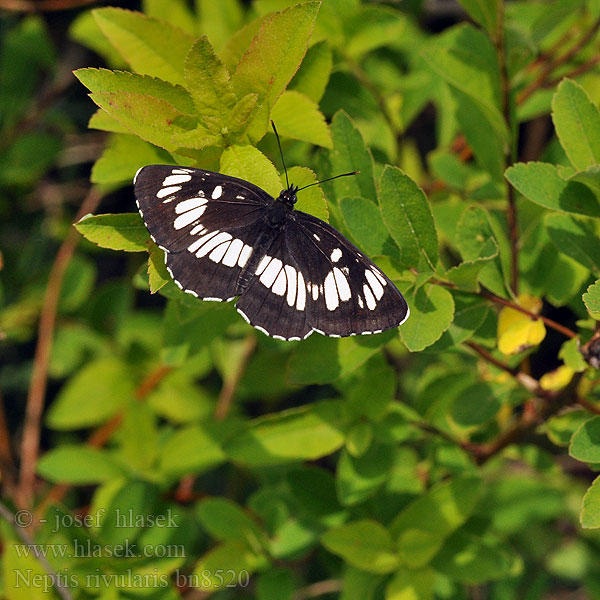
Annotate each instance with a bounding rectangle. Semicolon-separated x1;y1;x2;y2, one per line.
135;165;271;301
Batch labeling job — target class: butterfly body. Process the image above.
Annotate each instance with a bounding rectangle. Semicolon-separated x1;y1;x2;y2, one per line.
135;165;409;340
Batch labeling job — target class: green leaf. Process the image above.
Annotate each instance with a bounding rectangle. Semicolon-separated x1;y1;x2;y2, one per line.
336;443;395;506
88;108;130;133
330;110;376;201
583;280;600;319
197;0;245;53
457;206;507;297
570;416;600;463
74;67;195;114
93;8;195;85
220;144;281;197
581;475;600;528
545;212;600;274
506;162;600;217
118;401;158;471
451;382;500;426
284;166;328;221
160;424;226;476
224;401;346;466
380;166;438;273
194;539;265;590
91;134;172;185
385;566;434;600
231;2;320;141
75;213;150;252
287;330;396;385
197;498;264;543
321;520;399;574
340;196;399;259
390;476;482;568
457;0;500;34
399;284;454;352
545;409;590;447
444;241;498;292
37;446;123;484
144;0;196;34
271;90;332;148
257;568;294;600
431;531;518;583
148;242;170;293
88;90;217;152
289;39;332;103
184;36;237;120
552;78;600;171
46;357;134;430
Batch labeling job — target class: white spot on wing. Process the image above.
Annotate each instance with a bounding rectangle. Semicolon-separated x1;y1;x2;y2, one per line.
324;271;339;310
209;240;231;263
333;267;351;301
255;255;271;276
175;198;207;214
311;283;319;300
296;271;306;311
157;185;181;199
363;284;377;310
188;230;218;254
222;238;243;267
163;174;191;186
212;185;223;199
133;167;144;184
331;248;342;263
174;206;205;229
272;270;287;296
313;233;321;241
190;224;206;235
260;258;282;287
358;296;364;309
365;269;384;300
285;265;297;307
238;245;253;268
198;232;232;258
371;267;387;286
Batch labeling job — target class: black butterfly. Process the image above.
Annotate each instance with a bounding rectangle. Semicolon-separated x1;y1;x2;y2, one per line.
134;160;409;341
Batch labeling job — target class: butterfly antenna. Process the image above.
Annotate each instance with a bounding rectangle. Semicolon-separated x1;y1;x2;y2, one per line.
271;120;290;190
297;171;360;192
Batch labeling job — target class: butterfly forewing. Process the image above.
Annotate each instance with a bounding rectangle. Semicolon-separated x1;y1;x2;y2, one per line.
135;165;270;301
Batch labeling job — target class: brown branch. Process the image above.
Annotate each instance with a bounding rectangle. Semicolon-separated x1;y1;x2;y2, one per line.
577;396;600;415
295;579;342;600
517;16;600;105
0;389;17;497
0;0;96;11
34;364;171;520
0;501;74;600
464;341;517;375
543;55;600;90
214;334;257;421
17;187;102;511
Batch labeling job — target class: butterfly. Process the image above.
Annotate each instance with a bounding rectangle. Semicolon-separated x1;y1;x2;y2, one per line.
134;134;409;341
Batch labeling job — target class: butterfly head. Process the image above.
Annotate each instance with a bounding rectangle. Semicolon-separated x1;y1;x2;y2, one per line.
277;184;299;207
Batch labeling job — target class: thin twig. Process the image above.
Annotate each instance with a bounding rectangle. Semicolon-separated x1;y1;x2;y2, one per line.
0;500;74;600
295;579;342;600
17;187;102;511
464;341;517;375
0;389;17;497
517;16;600;105
577;396;600;415
214;334;257;421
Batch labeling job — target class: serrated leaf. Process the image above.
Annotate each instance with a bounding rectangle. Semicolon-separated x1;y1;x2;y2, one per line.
552;78;600;171
220;144;280;197
88;90;217;152
457;0;500;34
289;39;332;102
91;134;171;185
75;213;149;252
37;446;123;484
271;90;332;148
74;67;195;114
340;196;399;259
506;162;600;217
330;110;376;201
380;166;438;273
184;36;237;120
93;8;195;85
148;242;169;293
570;416;600;463
46;357;135;429
581;475;600;528
287;330;396;385
399;284;454;352
88;108;130;133
231;2;320;142
224;401;346;466
321;520;399;574
284;166;328;221
583;280;600;319
390;476;482;568
545;212;600;274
